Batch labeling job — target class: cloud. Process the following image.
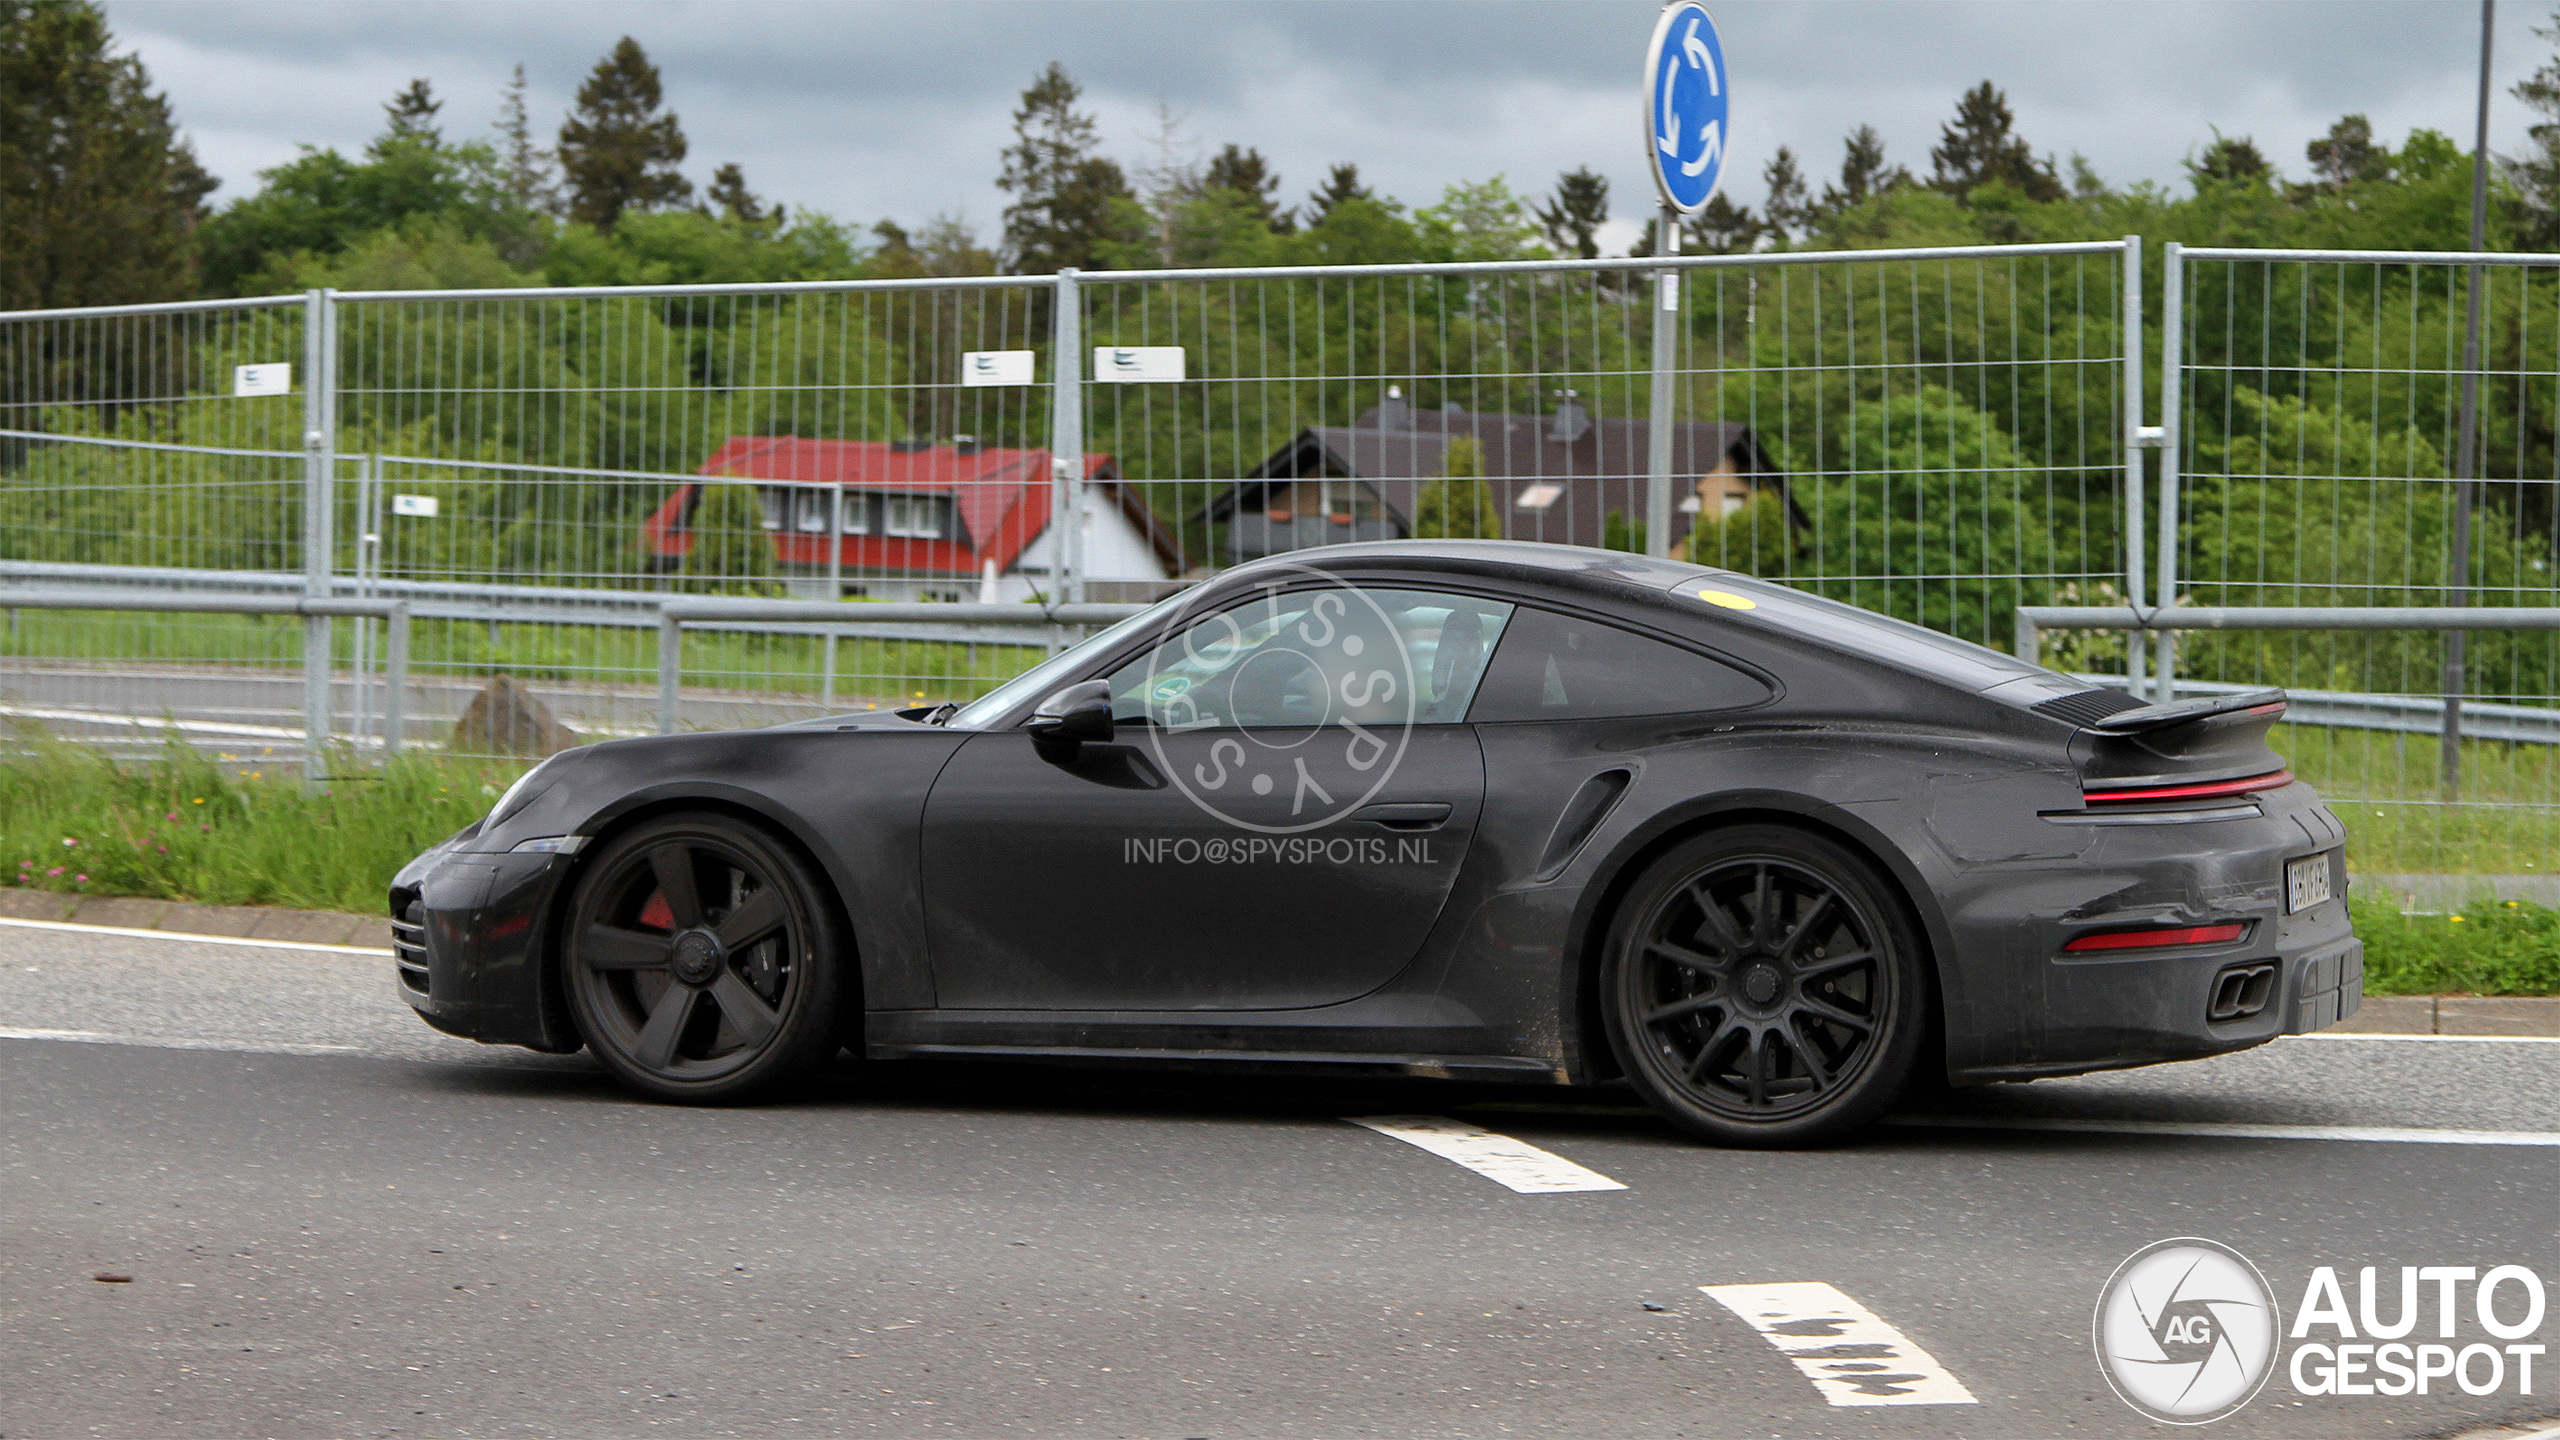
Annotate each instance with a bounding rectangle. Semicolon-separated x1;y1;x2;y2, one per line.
103;0;2551;245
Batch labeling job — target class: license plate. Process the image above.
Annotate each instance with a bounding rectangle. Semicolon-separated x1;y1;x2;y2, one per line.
2286;853;2334;914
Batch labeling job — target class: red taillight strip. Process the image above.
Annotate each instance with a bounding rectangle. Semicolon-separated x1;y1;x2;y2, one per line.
2062;923;2248;953
2084;769;2292;804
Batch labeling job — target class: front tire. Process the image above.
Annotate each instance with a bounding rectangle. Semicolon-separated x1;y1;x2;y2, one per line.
1600;826;1926;1147
562;813;848;1103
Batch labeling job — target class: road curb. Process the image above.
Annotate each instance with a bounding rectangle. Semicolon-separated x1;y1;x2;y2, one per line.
2330;994;2560;1038
0;887;377;947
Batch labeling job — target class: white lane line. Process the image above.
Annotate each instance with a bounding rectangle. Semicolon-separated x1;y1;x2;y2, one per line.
0;703;310;742
2294;1031;2560;1046
1344;1115;1627;1194
1885;1113;2560;1146
0;915;392;957
1703;1281;1978;1407
0;1025;358;1056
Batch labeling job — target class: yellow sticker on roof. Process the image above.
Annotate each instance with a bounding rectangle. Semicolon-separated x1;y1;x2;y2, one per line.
1691;588;1757;610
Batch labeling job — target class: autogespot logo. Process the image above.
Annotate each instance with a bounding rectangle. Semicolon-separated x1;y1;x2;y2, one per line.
1138;564;1418;836
2094;1238;2283;1424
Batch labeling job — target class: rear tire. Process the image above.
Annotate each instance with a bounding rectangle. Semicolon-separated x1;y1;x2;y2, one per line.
562;813;849;1103
1600;825;1926;1147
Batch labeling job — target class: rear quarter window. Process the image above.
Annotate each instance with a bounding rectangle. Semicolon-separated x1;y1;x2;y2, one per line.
1467;607;1770;722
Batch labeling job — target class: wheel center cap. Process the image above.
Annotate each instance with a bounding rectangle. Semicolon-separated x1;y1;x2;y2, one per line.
670;929;725;986
1742;963;1782;1006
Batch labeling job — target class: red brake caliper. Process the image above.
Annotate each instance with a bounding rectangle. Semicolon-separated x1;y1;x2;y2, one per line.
638;892;674;931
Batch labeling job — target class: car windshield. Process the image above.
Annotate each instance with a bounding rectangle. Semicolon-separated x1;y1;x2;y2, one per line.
945;597;1187;729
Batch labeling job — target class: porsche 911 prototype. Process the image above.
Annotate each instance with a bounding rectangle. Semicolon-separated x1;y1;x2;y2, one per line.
393;540;2360;1145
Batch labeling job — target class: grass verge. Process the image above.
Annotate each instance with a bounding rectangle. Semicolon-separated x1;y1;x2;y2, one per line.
2352;895;2560;996
0;736;523;914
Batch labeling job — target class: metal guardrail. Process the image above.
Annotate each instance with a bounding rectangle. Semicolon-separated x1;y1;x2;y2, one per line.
0;589;411;760
651;599;1145;735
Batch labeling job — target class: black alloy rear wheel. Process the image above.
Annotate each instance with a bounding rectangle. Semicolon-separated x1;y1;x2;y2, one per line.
563;813;848;1103
1601;826;1927;1147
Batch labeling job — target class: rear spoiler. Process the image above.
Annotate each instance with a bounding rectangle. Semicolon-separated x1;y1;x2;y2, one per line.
2087;688;2288;736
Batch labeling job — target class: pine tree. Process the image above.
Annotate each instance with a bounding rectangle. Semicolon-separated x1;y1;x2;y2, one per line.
1534;167;1608;259
0;0;215;311
706;162;775;225
1683;193;1762;255
996;63;1136;272
2517;19;2560;248
1203;143;1290;231
1819;123;1908;215
1929;82;2062;202
557;36;690;231
1304;162;1373;225
1760;147;1810;242
383;78;440;144
495;63;558;213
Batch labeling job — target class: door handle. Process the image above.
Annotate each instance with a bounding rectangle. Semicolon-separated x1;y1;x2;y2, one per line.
1352;802;1452;831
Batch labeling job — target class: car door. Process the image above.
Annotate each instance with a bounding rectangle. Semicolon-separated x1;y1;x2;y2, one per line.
919;584;1515;1011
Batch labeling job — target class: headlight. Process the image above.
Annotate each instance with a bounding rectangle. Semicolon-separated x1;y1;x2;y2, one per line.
486;755;561;827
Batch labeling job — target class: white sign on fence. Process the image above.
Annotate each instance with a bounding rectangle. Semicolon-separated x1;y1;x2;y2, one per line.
961;350;1035;387
391;494;440;517
1093;346;1186;383
232;363;292;397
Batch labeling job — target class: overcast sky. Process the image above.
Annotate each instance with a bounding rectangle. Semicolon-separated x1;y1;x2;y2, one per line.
106;0;2555;254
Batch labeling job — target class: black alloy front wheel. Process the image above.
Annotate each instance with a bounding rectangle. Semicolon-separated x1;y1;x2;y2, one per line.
1600;826;1927;1147
563;813;849;1103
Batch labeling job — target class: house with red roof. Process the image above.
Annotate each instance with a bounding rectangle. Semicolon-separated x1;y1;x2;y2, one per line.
641;436;1185;602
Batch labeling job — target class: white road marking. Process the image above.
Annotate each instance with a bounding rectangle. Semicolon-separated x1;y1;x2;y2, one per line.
0;1025;357;1056
1703;1280;1978;1407
2294;1031;2560;1046
1344;1115;1627;1194
0;915;391;957
1885;1113;2560;1146
0;703;310;742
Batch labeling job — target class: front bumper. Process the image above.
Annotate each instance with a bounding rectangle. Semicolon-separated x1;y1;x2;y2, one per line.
390;834;583;1053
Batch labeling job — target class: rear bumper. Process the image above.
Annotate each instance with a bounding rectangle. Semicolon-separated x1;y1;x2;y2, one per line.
1942;783;2362;1084
390;836;583;1053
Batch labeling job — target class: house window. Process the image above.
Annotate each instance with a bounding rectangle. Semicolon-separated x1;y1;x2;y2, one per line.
884;494;952;539
791;488;831;533
755;488;785;530
841;493;874;534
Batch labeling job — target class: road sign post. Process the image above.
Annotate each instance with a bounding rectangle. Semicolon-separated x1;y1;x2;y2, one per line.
1641;2;1728;561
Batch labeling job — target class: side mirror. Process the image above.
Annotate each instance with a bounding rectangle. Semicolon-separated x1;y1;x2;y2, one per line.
1024;680;1115;762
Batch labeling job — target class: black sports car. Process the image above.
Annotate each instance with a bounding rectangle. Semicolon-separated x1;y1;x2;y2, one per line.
393;540;2362;1145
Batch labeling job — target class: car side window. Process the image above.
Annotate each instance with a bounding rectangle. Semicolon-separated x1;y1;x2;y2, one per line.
1466;607;1769;722
1106;588;1515;729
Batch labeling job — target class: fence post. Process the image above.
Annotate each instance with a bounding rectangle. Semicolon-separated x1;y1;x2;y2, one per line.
2119;235;2148;690
384;600;408;758
657;610;682;735
1644;210;1678;560
300;288;339;787
2154;246;2184;705
1049;269;1085;604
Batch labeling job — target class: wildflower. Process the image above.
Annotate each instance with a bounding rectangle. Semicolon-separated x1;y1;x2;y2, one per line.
60;838;76;847
166;813;180;823
192;798;203;805
73;874;86;883
2451;915;2466;923
45;867;60;877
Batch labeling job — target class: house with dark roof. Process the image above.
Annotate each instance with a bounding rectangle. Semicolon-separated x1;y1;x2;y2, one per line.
642;436;1184;602
1197;392;1791;564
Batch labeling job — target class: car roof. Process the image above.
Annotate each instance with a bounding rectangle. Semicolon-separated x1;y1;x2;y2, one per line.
1220;538;1716;593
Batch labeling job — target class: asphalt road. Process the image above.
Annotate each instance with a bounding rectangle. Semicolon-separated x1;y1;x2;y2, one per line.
0;922;2553;1440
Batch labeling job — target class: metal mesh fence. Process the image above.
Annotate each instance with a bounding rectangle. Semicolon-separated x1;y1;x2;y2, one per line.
2162;247;2560;870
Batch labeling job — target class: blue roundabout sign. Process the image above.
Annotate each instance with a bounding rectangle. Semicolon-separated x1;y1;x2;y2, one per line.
1642;2;1729;214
